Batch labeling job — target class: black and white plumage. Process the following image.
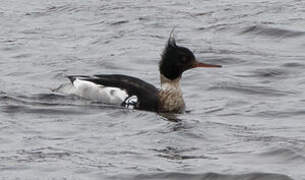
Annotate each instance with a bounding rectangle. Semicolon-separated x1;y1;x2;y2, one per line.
66;33;221;113
67;74;160;112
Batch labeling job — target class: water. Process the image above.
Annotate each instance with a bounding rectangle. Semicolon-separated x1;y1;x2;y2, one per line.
1;0;305;179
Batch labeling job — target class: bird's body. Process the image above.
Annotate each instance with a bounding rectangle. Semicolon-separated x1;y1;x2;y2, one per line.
66;34;221;113
68;74;160;112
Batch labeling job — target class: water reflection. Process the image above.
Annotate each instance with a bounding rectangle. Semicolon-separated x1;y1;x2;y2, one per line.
159;113;182;122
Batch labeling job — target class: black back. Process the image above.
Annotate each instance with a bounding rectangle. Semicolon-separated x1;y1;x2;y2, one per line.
70;74;160;112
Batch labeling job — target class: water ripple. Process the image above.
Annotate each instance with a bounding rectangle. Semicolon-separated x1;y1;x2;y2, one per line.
240;25;305;38
106;172;292;180
209;82;294;96
258;147;305;163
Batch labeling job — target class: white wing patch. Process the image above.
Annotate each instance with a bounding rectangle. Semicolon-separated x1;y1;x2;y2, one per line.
71;78;129;105
123;95;138;109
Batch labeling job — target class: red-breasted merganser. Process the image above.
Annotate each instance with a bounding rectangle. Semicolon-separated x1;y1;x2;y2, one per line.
67;35;221;113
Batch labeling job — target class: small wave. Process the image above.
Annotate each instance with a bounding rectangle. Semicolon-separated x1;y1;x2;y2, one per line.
240;25;305;38
157;154;216;160
1;105;87;115
0;91;123;115
258;147;305;164
209;82;293;96
110;20;129;26
16;147;72;162
24;4;93;17
106;172;292;180
152;146;217;160
281;62;305;68
0;91;87;107
237;68;289;79
46;4;89;14
252;68;286;78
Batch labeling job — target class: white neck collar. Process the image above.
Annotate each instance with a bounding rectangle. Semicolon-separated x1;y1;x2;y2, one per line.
160;74;181;91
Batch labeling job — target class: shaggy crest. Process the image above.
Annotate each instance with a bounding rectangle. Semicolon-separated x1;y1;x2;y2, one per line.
160;30;196;80
168;28;177;48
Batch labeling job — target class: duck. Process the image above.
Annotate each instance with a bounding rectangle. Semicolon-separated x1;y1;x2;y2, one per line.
67;34;221;113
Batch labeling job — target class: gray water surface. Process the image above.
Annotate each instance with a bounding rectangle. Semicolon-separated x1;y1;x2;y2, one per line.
1;0;305;179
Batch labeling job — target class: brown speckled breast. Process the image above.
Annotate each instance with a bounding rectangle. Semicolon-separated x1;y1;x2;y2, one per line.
158;89;185;113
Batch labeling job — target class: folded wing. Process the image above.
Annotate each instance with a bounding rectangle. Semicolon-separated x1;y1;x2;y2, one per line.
67;74;160;111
